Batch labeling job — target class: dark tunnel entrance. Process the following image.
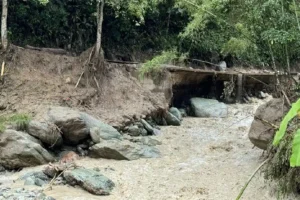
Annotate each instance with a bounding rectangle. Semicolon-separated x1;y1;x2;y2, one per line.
170;76;225;108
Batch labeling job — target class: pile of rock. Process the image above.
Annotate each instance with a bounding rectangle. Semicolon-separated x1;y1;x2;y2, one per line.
121;107;183;137
170;98;228;119
121;97;228;137
0;106;161;170
19;166;115;196
0;187;54;200
243;90;269;103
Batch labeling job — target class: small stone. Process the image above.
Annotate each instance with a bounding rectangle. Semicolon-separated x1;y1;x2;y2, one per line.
36;192;46;200
24;177;36;186
90;127;101;144
140;119;154;134
179;108;187;117
0;104;6;111
140;128;148;136
140;137;162;146
65;77;72;84
217;61;227;71
169;107;182;121
165;112;181;126
35;178;48;187
0;165;5;172
259;91;267;99
127;125;140;137
93;167;101;172
45;196;56;200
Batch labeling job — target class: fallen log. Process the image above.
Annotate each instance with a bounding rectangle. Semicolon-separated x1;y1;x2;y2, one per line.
25;45;68;55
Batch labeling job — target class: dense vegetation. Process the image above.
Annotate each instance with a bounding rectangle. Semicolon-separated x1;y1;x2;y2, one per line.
3;0;300;69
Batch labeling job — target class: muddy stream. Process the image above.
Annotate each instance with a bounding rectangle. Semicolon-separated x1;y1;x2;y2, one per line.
0;98;284;200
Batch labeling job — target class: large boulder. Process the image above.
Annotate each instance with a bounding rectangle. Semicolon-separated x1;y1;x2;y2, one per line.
63;168;115;195
190;98;228;118
46;107;121;144
249;98;289;150
27;121;63;147
81;113;122;141
47;107;89;145
89;140;160;160
0;130;55;169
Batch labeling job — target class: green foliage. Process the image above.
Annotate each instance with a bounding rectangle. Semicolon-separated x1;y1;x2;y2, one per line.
4;0;300;67
138;50;178;79
0;114;31;132
273;99;300;146
265;133;297;196
290;129;300;167
266;98;300;195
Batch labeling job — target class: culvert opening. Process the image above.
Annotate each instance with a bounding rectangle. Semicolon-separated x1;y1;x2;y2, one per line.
170;77;225;109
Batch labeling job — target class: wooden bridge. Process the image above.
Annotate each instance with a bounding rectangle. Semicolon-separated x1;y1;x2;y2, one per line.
164;65;298;103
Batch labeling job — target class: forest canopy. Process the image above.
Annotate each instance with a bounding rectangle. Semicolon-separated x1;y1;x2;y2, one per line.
3;0;300;69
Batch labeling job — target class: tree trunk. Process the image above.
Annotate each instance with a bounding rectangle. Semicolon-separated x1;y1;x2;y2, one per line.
1;0;8;51
95;0;104;60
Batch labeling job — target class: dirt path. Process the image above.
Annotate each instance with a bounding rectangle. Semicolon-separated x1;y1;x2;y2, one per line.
1;99;289;200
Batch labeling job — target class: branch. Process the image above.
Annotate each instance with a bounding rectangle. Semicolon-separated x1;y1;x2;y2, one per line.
235;159;270;200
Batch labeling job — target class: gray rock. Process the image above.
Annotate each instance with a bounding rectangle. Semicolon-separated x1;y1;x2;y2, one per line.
134;122;144;128
249;98;289;150
21;171;49;181
89;140;160;160
179;108;187;117
34;178;48;187
63;168;115;195
81;113;122;141
0;130;55;169
47;107;90;145
90;127;101;144
217;61;227;71
140;137;162;146
259;91;267;99
21;171;50;187
169;107;182;121
140;128;148;136
140;119;154;134
46;107;121;144
0;187;54;200
0;165;5;172
127;125;140;137
27;121;63;147
190;98;228;118
165;112;181;126
24;177;36;186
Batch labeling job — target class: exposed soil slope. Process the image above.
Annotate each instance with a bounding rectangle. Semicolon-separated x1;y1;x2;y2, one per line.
0;46;168;127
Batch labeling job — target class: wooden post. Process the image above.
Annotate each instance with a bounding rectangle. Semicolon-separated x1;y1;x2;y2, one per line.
236;74;243;103
1;0;8;50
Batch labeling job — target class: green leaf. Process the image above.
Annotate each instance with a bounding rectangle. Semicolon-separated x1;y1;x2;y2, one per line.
290;129;300;167
273;99;300;146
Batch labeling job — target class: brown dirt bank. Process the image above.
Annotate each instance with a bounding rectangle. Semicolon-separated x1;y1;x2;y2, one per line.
0;46;169;127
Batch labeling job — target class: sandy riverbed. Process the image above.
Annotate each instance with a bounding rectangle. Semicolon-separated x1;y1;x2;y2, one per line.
2;98;296;200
